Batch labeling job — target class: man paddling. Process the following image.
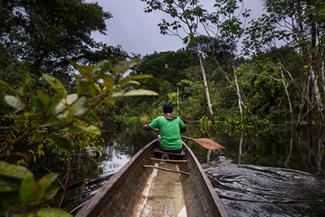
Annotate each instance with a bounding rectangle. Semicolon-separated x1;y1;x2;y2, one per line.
143;102;186;153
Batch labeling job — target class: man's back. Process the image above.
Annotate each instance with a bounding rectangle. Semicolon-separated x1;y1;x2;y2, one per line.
149;114;185;151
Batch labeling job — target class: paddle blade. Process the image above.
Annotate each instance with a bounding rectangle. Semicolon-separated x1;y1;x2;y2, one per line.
191;138;225;150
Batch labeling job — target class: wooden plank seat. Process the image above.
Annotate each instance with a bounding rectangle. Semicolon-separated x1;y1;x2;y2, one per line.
153;147;186;159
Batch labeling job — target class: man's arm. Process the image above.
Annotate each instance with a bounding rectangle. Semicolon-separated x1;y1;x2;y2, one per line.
179;117;186;133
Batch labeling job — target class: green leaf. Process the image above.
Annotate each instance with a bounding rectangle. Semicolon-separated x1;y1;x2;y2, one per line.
4;95;25;109
32;97;45;112
94;83;101;91
111;59;140;76
54;100;66;114
120;74;152;85
43;74;67;97
36;208;72;217
111;91;124;97
95;61;113;79
70;61;95;80
50;136;72;152
126;74;153;80
0;161;32;179
76;125;101;135
126;80;140;85
40;117;66;128
37;90;50;106
19;174;37;203
38;173;58;191
103;77;114;91
49;95;63;113
66;94;78;105
122;89;158;97
69;96;88;116
43;186;59;201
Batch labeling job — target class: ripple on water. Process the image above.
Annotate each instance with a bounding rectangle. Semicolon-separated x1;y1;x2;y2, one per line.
205;157;325;217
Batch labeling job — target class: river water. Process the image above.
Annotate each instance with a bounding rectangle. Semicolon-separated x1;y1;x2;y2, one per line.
65;125;325;217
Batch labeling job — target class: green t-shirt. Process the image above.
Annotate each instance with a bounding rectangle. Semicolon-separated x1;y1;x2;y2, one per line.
149;115;186;151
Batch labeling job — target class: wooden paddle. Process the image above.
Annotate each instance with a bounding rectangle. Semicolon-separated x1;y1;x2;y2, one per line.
181;136;224;150
150;128;224;150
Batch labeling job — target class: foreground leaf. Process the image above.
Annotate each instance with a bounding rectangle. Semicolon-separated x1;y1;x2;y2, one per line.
43;74;67;97
69;96;88;116
0;161;32;179
76;125;101;135
19;174;37;203
123;89;158;97
4;95;25;109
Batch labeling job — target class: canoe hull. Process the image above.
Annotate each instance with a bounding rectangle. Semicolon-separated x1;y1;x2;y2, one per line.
76;140;228;217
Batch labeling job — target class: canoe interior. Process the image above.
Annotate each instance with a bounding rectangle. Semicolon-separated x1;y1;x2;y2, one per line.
135;162;186;216
76;140;228;217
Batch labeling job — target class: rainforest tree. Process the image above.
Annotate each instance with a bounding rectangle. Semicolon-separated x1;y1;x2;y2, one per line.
244;0;325;125
0;0;126;80
141;0;251;120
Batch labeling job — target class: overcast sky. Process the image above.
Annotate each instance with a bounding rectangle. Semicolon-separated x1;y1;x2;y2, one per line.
89;0;265;56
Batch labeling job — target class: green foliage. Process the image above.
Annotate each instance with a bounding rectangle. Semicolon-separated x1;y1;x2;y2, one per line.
234;50;302;123
0;59;156;164
217;114;271;137
0;59;157;215
0;0;127;84
0;161;71;217
199;116;212;134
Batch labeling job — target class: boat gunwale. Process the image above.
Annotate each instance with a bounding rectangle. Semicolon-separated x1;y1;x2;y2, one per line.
183;143;229;217
75;139;157;217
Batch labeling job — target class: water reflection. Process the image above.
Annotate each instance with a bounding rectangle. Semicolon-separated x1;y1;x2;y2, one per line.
99;142;132;177
195;126;325;178
205;156;325;217
67;143;133;214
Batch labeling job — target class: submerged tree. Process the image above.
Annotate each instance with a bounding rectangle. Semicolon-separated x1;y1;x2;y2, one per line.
244;0;325;125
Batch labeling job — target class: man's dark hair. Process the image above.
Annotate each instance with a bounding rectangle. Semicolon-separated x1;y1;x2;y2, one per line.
163;102;173;113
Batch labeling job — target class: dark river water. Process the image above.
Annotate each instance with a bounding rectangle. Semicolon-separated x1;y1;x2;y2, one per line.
64;125;325;217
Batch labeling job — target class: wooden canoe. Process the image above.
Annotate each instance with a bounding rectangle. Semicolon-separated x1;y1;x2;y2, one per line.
76;139;228;217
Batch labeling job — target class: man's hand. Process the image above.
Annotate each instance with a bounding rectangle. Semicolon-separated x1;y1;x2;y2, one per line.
143;124;151;131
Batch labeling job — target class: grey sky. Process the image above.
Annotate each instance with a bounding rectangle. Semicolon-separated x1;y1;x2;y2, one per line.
90;0;265;56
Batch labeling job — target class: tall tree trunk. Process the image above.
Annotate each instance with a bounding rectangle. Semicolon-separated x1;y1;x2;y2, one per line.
231;54;245;115
197;52;214;119
306;73;313;127
310;65;324;120
234;70;243;114
284;126;294;168
280;70;294;124
238;132;244;164
316;129;324;174
321;60;325;97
